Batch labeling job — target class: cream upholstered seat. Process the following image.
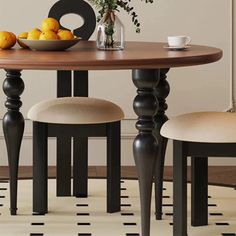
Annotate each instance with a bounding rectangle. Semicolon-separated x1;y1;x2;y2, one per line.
161;111;236;235
27;97;124;124
160;111;236;143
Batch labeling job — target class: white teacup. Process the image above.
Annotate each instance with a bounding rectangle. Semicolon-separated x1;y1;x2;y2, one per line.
167;36;191;48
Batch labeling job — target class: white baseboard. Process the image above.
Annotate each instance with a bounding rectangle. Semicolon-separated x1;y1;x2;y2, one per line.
0;119;236;166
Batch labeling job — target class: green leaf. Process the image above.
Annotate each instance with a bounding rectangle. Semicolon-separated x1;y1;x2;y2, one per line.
88;0;155;33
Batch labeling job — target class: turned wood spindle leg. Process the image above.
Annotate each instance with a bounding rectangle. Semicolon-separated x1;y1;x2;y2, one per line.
154;68;170;220
132;69;160;236
2;70;25;215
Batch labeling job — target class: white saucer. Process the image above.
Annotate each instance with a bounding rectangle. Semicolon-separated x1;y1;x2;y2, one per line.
163;45;190;51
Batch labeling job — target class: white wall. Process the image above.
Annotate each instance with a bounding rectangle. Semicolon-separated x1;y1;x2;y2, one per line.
0;0;233;166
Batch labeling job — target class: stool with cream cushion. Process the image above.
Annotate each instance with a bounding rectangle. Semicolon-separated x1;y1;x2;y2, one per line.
160;111;236;236
28;97;124;214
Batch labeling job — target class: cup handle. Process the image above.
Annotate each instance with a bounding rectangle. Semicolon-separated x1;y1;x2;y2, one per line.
186;36;191;45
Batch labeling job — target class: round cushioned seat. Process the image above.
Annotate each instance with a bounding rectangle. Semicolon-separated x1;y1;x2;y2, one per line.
27;97;124;124
161;112;236;143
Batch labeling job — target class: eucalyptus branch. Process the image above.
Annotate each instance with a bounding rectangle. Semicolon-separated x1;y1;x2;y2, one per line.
88;0;154;32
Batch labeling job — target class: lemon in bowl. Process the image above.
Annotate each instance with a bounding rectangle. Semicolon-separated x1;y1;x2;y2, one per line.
41;18;60;33
57;30;74;40
18;17;81;51
18;32;29;48
27;28;41;40
39;30;59;40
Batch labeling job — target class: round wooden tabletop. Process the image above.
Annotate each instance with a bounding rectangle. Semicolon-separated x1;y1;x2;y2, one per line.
0;41;222;71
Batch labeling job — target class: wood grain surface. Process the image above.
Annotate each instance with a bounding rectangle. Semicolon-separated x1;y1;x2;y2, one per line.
0;41;222;70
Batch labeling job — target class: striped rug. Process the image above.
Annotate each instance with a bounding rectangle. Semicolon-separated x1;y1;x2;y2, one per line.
0;179;235;236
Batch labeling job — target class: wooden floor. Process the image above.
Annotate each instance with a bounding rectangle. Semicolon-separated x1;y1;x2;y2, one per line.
0;166;236;187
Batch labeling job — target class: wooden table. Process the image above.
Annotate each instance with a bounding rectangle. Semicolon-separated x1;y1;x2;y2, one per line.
0;41;222;236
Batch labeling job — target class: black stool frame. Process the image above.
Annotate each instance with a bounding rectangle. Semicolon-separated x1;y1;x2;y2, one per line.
33;121;121;215
173;140;236;236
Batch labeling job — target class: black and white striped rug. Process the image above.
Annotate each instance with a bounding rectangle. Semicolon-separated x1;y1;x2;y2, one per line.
0;179;235;236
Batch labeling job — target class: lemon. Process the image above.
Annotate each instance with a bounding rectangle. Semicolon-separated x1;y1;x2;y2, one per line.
41;18;60;32
17;32;28;48
27;28;41;40
19;32;28;39
39;30;59;40
0;31;16;50
9;32;17;43
57;30;74;40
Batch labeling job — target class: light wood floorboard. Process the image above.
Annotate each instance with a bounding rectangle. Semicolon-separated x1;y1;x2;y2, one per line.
0;166;236;187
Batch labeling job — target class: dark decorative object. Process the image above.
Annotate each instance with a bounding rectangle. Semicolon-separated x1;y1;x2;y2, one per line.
49;0;96;40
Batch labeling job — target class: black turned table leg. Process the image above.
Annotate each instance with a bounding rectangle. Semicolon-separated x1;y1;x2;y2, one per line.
2;70;25;215
191;156;208;226
132;69;159;236
154;68;170;220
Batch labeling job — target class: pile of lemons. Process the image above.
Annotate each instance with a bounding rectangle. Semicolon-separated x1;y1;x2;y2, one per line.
0;18;75;50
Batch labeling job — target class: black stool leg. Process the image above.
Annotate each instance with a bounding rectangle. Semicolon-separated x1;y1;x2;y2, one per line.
173;141;187;236
33;122;48;214
154;136;168;220
56;71;72;197
73;71;89;198
73;137;88;197
191;156;208;226
56;137;71;196
107;121;121;213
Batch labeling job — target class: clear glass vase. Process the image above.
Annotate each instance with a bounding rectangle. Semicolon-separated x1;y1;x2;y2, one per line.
96;11;125;51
